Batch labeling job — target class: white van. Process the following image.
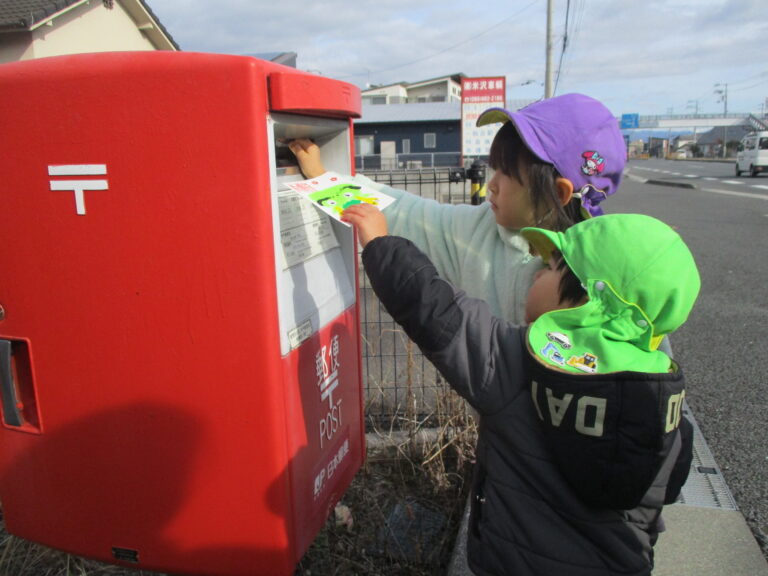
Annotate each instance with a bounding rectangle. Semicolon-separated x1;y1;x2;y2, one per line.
735;131;768;177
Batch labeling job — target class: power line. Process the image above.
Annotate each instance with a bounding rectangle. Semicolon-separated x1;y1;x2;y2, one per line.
337;0;539;82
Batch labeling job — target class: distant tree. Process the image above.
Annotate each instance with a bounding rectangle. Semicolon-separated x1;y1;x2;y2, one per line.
690;144;701;158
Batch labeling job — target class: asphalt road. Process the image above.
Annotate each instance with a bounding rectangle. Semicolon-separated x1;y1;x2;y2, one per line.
615;158;768;554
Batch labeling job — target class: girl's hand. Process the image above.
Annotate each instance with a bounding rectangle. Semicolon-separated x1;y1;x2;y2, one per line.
341;204;388;248
288;139;326;178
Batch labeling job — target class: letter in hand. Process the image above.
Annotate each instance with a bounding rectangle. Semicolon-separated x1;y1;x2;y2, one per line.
341;204;388;248
288;139;327;178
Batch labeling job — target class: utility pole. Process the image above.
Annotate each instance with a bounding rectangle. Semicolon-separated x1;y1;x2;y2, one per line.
715;83;728;158
544;0;554;99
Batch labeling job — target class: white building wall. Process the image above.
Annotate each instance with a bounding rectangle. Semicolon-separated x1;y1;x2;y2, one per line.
0;1;154;64
407;83;448;101
0;33;32;63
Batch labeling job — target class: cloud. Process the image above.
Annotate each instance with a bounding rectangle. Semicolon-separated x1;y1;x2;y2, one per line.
146;0;768;115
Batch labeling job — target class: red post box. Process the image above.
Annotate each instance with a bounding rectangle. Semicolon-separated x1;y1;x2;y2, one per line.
0;51;364;575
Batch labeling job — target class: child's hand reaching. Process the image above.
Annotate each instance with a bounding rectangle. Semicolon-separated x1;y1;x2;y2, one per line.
342;204;388;248
288;139;326;178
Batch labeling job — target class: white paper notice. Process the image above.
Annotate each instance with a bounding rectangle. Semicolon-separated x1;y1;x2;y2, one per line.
278;190;339;270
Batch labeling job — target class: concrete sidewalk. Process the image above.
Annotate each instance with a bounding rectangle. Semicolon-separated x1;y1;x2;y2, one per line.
447;407;768;576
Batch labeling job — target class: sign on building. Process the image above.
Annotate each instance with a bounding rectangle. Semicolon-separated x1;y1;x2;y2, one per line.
461;76;506;160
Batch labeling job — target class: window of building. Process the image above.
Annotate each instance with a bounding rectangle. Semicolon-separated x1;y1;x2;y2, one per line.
424;133;436;149
402;139;411;154
355;135;375;156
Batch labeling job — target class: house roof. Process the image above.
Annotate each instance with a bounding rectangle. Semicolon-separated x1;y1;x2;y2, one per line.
362;73;464;94
247;51;297;68
356;101;461;124
0;0;179;49
1;0;76;28
695;124;753;145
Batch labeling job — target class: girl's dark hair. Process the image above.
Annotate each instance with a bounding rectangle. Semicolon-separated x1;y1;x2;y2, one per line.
551;251;587;306
488;121;583;232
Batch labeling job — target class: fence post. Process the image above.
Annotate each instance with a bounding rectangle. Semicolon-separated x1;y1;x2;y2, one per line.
467;159;487;205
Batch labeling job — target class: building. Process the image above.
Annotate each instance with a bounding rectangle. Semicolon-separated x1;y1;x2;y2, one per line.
354;101;462;170
695;124;753;158
361;74;463;105
0;0;177;63
248;51;297;68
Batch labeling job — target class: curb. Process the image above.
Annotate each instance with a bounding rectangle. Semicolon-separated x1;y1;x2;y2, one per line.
625;172;697;190
645;179;697;189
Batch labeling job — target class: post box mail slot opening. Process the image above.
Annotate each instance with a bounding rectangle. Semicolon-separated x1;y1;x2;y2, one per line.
269;114;356;355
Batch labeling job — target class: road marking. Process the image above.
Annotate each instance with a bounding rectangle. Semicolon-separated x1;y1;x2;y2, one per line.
720;180;743;185
752;185;768;190
684;174;697;178
701;188;768;201
703;177;717;181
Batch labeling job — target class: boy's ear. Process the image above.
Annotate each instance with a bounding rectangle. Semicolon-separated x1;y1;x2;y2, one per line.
555;177;574;207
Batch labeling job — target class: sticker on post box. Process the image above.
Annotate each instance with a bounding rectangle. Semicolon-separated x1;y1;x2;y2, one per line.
284;172;395;225
288;319;313;349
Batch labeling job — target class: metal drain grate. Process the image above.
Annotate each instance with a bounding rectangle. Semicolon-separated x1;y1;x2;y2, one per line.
677;402;738;510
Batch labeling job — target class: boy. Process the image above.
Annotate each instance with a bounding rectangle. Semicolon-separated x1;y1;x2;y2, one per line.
342;205;700;576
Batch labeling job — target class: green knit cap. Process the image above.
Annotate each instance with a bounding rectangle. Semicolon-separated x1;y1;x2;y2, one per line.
522;214;701;374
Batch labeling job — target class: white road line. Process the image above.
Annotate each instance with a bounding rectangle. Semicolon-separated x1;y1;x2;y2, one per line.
703;177;717;181
720;180;743;185
702;188;768;201
684;174;698;178
752;185;768;190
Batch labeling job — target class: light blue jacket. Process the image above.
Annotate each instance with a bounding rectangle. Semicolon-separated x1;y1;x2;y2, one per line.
352;173;543;324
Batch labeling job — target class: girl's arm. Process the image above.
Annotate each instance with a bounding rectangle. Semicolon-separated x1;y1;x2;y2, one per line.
289;138;490;288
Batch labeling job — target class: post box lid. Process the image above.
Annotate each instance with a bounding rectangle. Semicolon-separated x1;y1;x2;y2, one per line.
269;72;361;119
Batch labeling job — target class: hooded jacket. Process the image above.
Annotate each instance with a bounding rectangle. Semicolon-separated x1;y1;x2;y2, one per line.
362;235;692;576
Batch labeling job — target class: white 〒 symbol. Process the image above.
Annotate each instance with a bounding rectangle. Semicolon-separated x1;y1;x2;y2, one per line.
48;164;108;215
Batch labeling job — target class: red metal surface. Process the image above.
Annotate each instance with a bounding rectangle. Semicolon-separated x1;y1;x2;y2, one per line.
270;72;362;119
0;51;363;576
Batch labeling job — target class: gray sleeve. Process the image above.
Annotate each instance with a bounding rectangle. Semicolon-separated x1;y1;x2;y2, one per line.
362;235;528;414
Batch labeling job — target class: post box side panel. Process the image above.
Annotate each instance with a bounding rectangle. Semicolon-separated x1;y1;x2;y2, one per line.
281;306;364;558
0;53;299;575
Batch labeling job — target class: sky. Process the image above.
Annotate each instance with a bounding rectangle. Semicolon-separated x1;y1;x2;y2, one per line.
146;0;768;118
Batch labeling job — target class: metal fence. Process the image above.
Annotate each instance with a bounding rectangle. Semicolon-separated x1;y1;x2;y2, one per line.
357;169;475;428
355;152;462;171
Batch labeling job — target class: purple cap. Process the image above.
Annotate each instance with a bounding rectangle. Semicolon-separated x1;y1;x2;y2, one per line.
477;93;626;217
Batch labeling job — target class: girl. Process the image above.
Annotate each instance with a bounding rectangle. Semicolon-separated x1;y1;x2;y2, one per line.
289;93;626;324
